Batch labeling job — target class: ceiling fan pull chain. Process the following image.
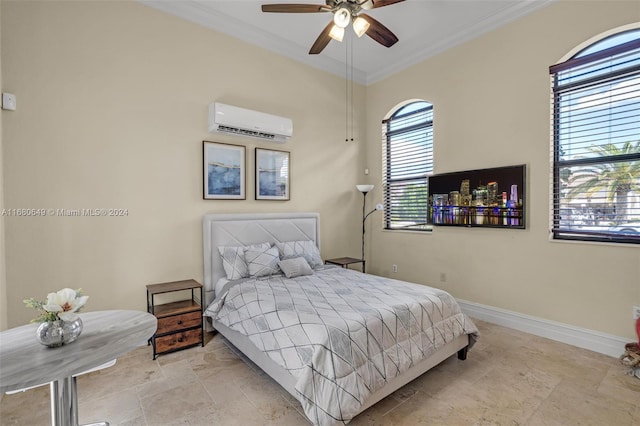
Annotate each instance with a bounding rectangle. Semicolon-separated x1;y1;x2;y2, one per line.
345;33;350;142
261;0;404;141
351;33;355;142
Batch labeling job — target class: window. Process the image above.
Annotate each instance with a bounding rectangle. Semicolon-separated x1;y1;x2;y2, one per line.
382;101;433;231
550;29;640;244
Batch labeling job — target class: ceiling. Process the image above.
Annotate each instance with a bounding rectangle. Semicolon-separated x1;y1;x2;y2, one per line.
140;0;554;85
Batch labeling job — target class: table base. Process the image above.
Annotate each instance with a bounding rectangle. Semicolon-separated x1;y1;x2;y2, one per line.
50;378;109;426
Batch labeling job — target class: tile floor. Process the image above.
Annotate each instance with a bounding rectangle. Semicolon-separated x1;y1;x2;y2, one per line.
1;320;639;425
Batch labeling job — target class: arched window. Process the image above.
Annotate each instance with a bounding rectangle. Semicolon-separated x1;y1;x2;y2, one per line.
550;28;640;244
382;101;433;231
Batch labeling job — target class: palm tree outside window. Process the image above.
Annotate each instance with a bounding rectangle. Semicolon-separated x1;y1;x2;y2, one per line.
550;29;640;244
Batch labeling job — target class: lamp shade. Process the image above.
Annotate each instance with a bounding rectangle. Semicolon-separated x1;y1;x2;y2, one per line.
329;25;345;42
333;7;351;28
353;16;370;37
356;184;374;193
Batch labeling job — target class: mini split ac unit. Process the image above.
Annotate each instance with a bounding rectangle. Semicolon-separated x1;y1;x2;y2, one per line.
208;102;293;143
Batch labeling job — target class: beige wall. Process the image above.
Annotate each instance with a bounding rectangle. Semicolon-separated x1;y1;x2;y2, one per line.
2;0;639;341
1;0;367;326
366;1;640;340
0;1;7;331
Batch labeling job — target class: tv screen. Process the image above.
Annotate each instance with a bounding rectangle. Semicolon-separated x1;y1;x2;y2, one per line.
427;164;526;229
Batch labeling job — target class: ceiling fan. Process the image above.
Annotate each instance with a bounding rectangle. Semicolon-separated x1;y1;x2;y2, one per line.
261;0;405;54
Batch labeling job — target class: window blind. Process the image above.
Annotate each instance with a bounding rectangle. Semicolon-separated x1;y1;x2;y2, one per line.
550;31;640;244
382;103;433;231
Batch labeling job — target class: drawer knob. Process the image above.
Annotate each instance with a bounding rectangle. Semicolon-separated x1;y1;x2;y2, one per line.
177;337;183;342
177;320;183;325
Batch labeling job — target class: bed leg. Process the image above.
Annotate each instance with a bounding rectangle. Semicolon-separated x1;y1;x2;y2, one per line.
457;346;468;360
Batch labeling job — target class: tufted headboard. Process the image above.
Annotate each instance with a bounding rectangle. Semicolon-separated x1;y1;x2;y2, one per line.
202;212;321;306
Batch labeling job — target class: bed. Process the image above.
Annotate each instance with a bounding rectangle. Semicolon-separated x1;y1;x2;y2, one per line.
202;212;478;425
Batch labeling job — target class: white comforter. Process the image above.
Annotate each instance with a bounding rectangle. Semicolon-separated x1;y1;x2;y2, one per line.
205;266;478;425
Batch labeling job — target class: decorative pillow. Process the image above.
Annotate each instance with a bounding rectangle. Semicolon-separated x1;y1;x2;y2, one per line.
245;246;280;278
275;240;323;268
278;257;313;279
218;242;271;280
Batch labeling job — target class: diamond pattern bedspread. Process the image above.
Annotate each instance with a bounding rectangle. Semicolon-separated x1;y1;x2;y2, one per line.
205;267;478;425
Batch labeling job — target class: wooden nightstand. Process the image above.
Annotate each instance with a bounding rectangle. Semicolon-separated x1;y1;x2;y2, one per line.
146;279;204;359
325;257;365;271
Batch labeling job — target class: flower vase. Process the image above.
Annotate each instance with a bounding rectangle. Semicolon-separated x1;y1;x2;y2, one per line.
62;317;83;344
35;317;83;348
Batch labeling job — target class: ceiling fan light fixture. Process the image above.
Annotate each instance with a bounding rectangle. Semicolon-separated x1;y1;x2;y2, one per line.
352;16;370;37
260;0;404;55
333;7;351;28
329;24;345;42
360;0;374;10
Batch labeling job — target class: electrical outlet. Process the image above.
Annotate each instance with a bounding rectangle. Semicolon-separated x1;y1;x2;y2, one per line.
392;264;398;273
633;305;640;320
440;273;447;283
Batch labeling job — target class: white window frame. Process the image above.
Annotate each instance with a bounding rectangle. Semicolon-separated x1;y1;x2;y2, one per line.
382;101;433;231
550;27;640;244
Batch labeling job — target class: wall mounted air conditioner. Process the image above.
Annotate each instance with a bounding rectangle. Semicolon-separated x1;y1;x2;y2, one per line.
208;102;293;143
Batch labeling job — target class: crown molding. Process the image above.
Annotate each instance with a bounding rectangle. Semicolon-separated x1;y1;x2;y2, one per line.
140;0;555;86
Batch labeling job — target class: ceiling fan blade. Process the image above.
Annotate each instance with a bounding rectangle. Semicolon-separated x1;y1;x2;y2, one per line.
261;4;331;13
309;21;334;54
370;0;405;9
360;13;399;48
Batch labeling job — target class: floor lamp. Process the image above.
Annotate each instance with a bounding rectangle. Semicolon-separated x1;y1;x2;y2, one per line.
356;184;383;273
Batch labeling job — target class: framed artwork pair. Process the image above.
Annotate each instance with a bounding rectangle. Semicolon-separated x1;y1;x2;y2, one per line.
203;141;290;201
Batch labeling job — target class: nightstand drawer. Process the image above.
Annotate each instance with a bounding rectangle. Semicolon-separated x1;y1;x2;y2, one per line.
156;311;202;335
155;328;202;353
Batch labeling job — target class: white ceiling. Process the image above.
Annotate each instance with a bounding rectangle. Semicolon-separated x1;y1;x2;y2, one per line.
140;0;554;85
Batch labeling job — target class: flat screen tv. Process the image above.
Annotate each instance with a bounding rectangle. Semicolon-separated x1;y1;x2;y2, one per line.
427;164;526;229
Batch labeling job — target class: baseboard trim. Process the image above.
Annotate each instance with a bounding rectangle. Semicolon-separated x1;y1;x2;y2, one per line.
457;299;629;358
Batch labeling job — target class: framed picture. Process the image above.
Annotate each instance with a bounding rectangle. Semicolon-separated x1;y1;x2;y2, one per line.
427;164;526;229
203;141;246;200
255;148;290;201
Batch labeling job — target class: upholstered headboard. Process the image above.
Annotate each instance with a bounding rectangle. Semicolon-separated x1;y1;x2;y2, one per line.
202;212;321;305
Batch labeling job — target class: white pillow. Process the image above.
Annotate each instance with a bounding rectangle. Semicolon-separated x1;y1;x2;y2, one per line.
278;257;313;279
275;240;323;268
245;246;280;278
218;243;271;280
